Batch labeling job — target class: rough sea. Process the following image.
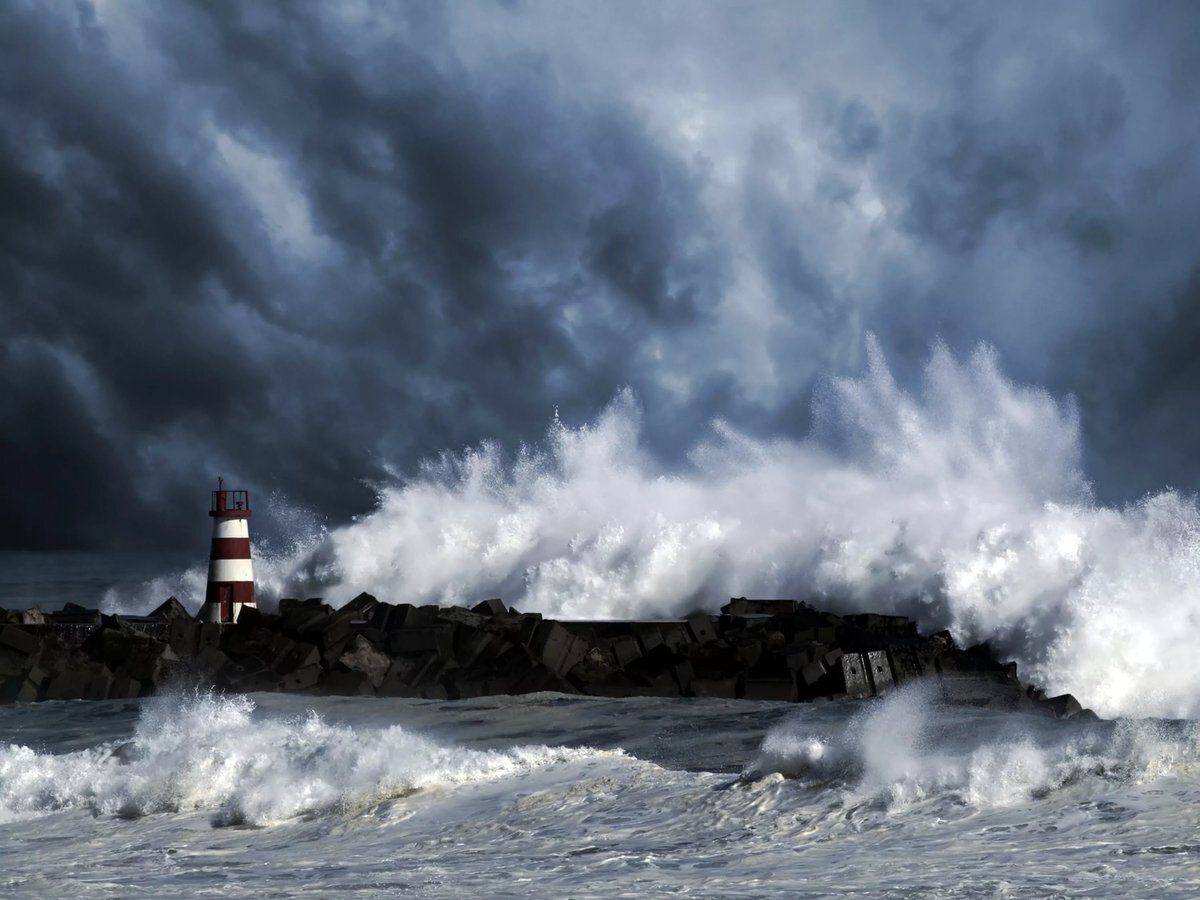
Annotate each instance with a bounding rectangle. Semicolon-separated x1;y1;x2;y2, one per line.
8;345;1200;895
3;684;1200;897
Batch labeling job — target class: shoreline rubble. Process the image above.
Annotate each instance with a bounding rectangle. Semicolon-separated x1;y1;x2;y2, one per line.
0;596;1096;718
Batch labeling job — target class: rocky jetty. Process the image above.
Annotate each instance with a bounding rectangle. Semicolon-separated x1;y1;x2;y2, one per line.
0;596;1096;718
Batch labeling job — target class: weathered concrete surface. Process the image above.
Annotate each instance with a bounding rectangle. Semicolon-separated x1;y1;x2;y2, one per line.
0;594;1098;718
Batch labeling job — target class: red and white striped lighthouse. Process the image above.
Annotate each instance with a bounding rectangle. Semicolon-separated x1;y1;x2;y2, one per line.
199;477;256;624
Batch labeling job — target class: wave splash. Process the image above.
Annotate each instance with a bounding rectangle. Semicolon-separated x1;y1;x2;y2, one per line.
114;338;1200;718
744;684;1200;809
0;692;607;826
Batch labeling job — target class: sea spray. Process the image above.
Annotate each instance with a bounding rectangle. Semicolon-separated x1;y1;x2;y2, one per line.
744;684;1200;811
114;339;1200;718
0;691;610;826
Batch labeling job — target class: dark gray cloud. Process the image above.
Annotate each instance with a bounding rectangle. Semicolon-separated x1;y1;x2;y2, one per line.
1;0;1199;549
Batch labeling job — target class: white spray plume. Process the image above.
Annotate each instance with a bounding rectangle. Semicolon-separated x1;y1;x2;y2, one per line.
122;338;1200;718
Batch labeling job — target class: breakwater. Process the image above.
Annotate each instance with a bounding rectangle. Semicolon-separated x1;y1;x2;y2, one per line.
0;596;1095;717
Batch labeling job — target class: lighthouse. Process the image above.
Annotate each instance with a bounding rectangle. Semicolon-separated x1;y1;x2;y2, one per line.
200;477;256;624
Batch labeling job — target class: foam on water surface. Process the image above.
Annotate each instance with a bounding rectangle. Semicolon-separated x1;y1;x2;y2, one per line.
0;692;613;827
4;693;1200;898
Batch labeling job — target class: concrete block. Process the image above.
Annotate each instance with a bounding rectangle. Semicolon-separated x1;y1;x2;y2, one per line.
15;678;40;703
193;646;233;680
168;618;200;658
659;624;691;652
115;642;172;684
234;606;281;629
355;625;387;646
436;607;489;631
634;624;664;654
0;647;32;678
196;623;222;653
342;592;380;618
784;642;825;670
338;635;392;688
685;613;718;645
455;631;506;668
610;634;643;668
839;653;871;698
0;626;40;658
375;657;420;696
940;673;1026;709
516;615;542;647
281;665;321;692
377;653;440;692
388;626;454;658
274;641;320;674
799;658;828;687
865;650;895;695
368;602;396;631
109;673;143;699
44;664;112;702
734;639;764;669
472;598;508;616
281;605;329;633
150;597;191;622
886;646;924;683
529;622;589;676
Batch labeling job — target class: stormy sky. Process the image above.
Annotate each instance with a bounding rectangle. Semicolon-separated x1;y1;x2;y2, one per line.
2;0;1199;551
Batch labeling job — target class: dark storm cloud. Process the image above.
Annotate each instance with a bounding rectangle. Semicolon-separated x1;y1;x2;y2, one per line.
2;0;1200;549
0;0;717;548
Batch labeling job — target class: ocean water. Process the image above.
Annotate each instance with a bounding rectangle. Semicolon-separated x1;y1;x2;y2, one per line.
0;551;197;613
2;685;1199;897
8;339;1200;894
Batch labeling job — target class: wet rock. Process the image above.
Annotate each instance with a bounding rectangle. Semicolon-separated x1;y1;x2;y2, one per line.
0;597;1104;715
342;592;380;619
150;597;191;622
472;598;508;616
1041;693;1084;719
43;663;113;701
528;621;589;677
0;625;40;658
685;613;718;645
338;635;392;688
864;650;895;695
388;626;454;658
837;653;871;699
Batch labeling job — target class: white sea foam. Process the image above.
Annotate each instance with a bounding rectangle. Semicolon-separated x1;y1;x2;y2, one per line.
111;338;1200;718
746;684;1200;810
0;692;609;826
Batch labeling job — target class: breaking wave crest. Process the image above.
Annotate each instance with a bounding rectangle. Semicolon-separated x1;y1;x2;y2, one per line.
0;692;609;826
116;338;1200;718
744;684;1200;810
